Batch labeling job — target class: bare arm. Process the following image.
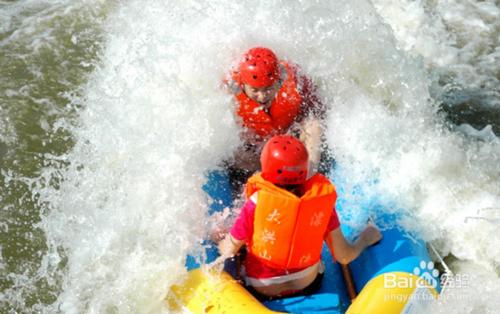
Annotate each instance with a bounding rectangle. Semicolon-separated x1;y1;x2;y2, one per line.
293;66;326;173
298;117;322;172
218;234;245;259
325;224;382;264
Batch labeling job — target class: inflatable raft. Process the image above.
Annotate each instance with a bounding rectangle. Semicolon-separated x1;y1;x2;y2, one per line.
167;169;441;313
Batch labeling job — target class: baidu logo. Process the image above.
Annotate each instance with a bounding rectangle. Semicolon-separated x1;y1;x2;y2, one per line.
413;261;440;288
384;260;440;289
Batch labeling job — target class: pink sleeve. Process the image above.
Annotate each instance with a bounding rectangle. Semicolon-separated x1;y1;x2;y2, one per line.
326;208;340;232
230;199;256;241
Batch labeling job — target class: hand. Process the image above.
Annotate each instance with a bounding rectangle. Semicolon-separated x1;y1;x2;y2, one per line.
206;256;226;272
209;225;228;243
360;224;382;247
207;208;232;243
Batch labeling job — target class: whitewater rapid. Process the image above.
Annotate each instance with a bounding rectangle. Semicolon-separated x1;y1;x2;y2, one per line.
1;0;499;312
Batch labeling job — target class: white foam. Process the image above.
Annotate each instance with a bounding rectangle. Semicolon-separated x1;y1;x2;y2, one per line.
28;0;500;313
456;124;498;142
371;0;500;108
430;261;500;313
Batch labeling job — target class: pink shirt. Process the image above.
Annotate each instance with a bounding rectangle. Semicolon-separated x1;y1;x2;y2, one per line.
230;198;340;279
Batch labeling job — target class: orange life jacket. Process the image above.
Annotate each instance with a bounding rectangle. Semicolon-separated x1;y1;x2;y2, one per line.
245;173;337;270
234;62;302;137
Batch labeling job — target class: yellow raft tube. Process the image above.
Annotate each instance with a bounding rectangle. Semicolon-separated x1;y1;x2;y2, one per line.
167;267;439;313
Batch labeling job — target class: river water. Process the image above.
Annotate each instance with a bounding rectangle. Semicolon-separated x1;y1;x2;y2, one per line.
1;0;499;312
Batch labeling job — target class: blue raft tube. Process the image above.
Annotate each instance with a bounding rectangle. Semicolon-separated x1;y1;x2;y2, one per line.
171;168;441;313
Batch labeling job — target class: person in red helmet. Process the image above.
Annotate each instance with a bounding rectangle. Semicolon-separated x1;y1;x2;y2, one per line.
225;47;328;191
218;135;381;299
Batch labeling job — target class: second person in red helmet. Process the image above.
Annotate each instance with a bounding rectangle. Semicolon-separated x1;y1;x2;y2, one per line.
218;135;381;299
225;47;328;190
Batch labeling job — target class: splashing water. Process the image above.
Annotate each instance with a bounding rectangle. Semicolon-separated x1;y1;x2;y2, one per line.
1;0;499;312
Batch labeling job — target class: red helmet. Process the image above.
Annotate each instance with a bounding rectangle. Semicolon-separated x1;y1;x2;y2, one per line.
260;135;309;185
239;47;279;88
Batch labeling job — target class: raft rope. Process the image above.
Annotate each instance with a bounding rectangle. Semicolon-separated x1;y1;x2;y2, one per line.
464;207;500;224
428;242;453;295
428;242;452;275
